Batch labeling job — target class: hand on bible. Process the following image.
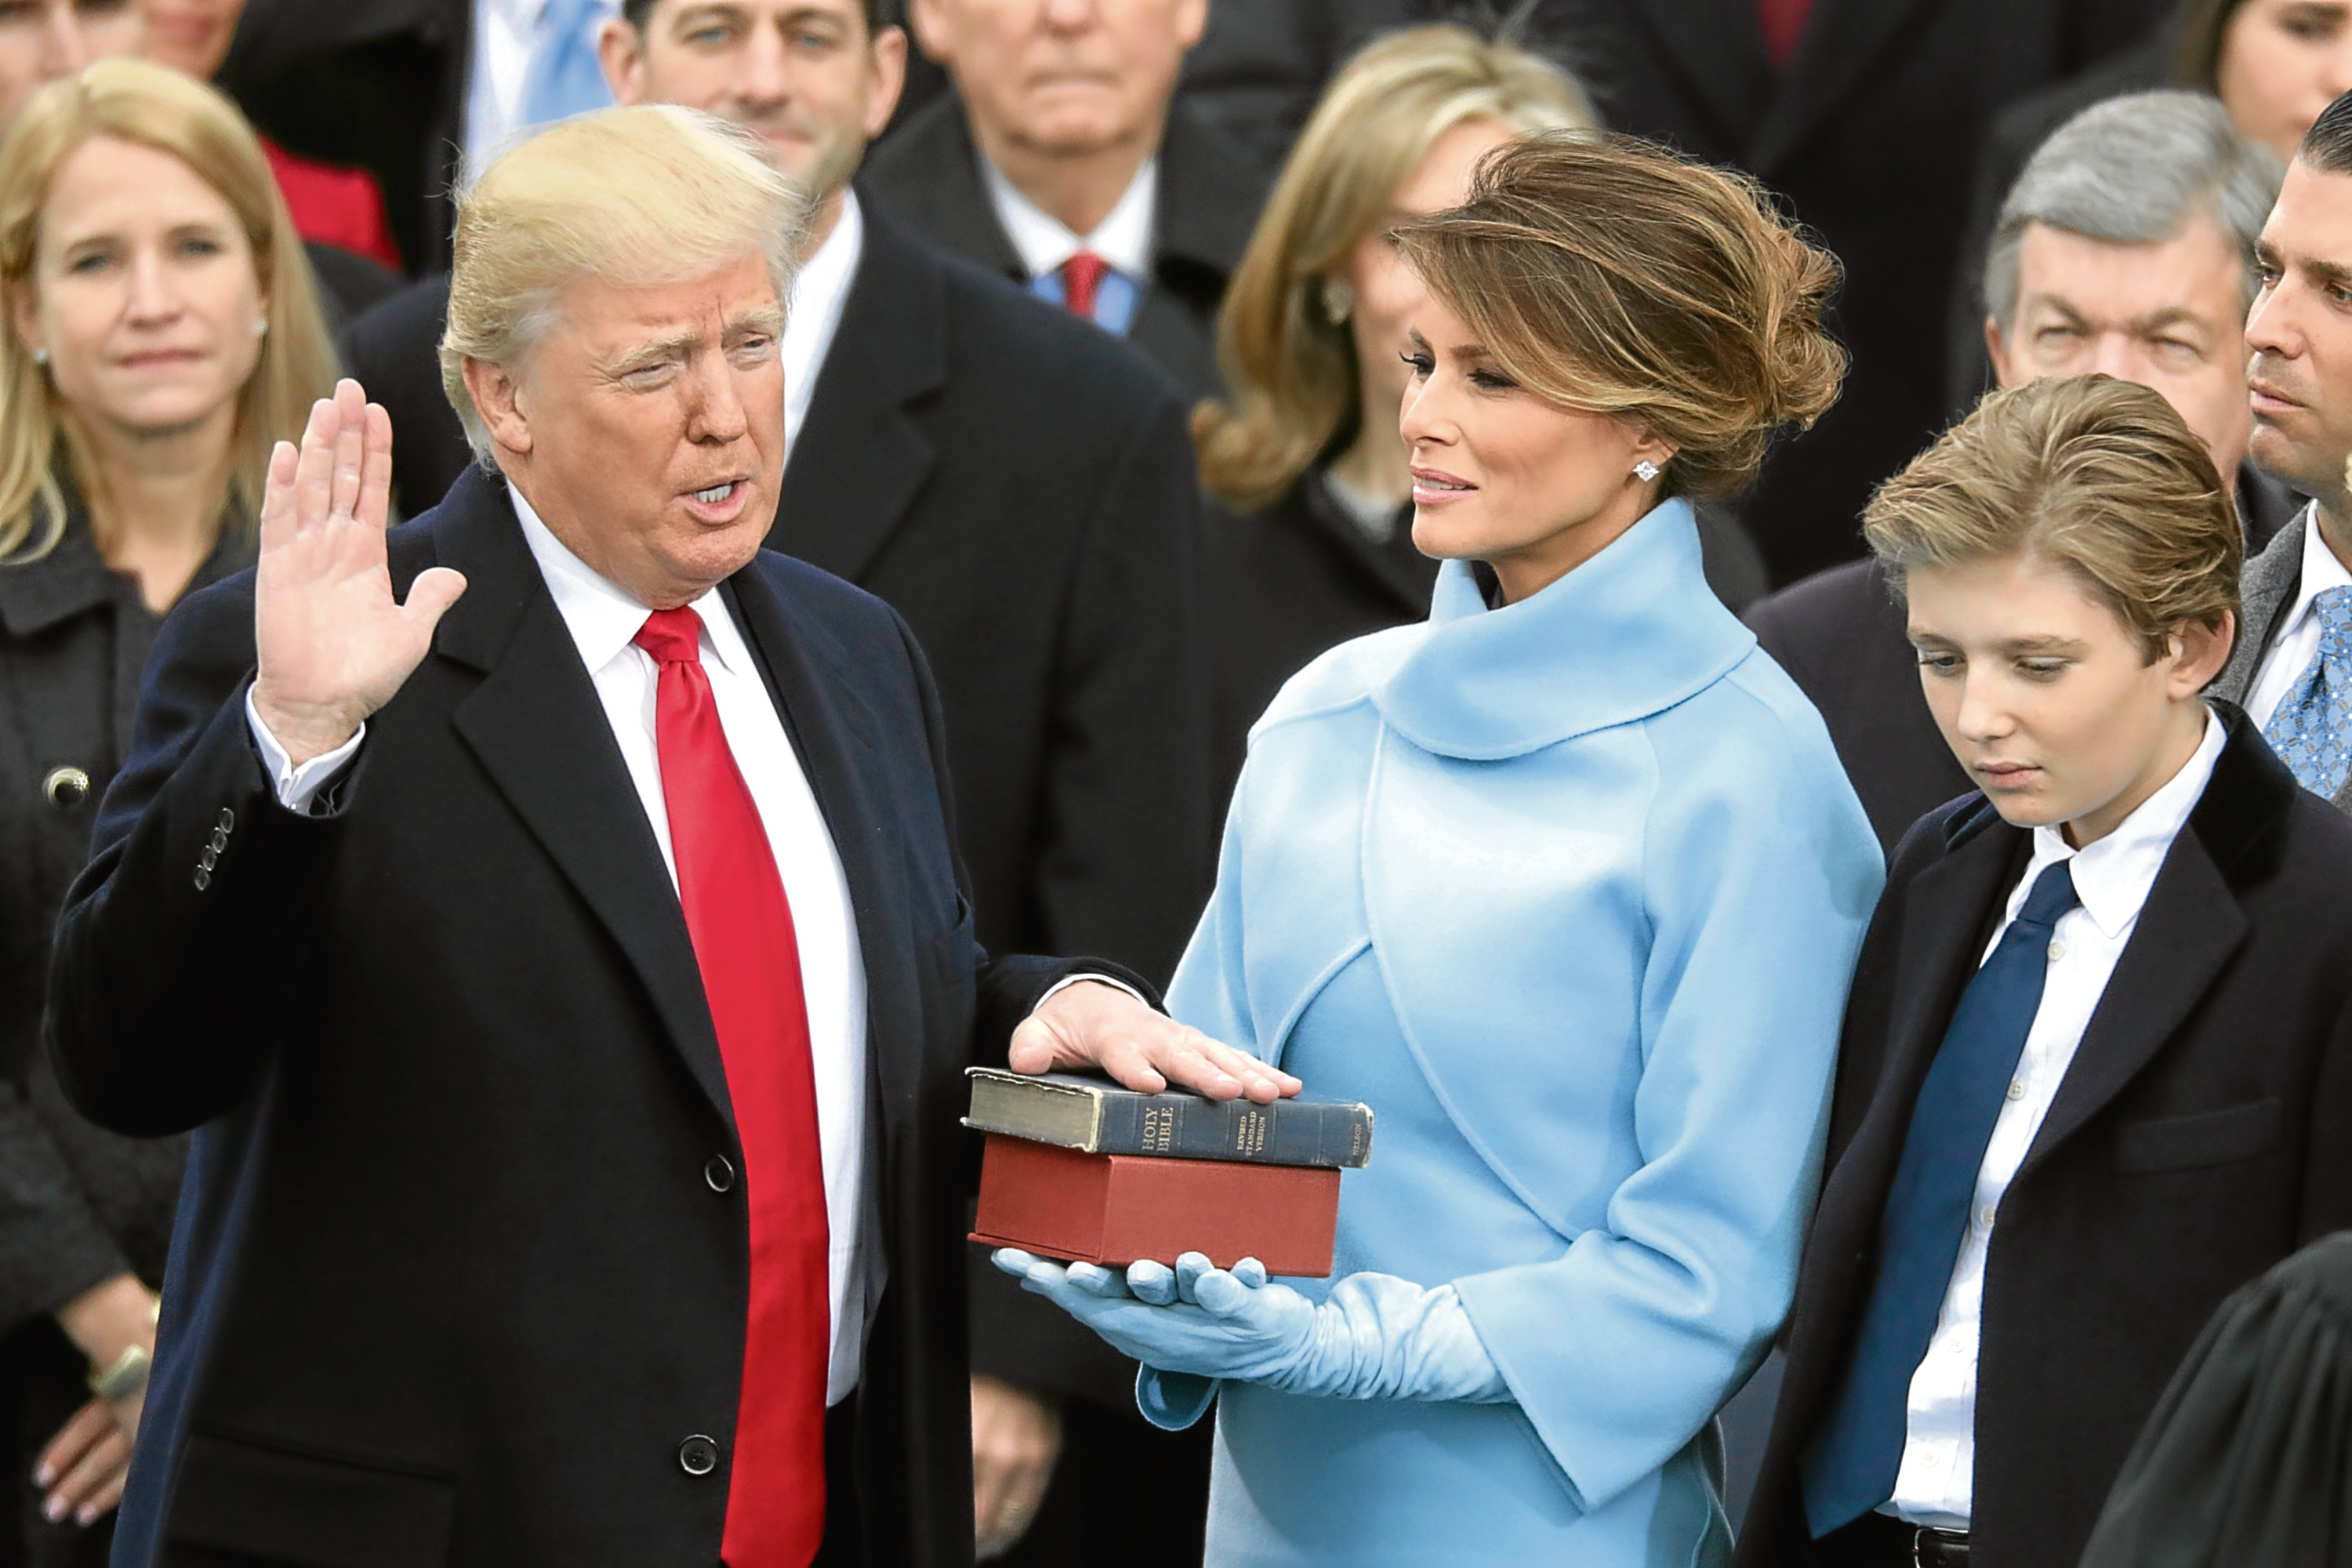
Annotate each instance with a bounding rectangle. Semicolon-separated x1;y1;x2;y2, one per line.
251;379;467;766
1011;980;1298;1102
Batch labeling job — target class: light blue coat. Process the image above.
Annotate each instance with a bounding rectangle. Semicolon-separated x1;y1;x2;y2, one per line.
1158;500;1883;1565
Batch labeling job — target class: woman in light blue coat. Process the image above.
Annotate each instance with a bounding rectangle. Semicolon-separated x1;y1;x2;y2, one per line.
1001;133;1885;1566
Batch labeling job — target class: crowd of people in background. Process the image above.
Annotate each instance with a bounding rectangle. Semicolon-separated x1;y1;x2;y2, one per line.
1;0;2350;1565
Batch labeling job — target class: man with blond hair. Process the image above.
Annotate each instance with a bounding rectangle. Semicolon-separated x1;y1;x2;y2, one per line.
45;106;1283;1566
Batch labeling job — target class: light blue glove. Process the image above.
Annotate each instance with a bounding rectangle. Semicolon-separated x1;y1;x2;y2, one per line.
994;1247;1511;1405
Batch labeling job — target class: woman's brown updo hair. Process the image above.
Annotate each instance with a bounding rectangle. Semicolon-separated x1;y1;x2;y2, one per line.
1396;132;1846;502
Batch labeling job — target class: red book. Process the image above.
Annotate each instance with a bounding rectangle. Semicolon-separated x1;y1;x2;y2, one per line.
971;1135;1340;1278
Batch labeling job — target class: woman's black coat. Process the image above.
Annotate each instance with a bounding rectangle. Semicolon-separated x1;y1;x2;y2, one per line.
0;486;245;1566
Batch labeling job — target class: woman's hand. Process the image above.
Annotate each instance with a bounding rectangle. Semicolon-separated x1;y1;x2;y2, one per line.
250;379;466;765
996;1250;1509;1405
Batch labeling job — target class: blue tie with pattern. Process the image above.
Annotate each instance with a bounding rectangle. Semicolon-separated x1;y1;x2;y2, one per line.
2263;586;2352;798
1801;859;2081;1537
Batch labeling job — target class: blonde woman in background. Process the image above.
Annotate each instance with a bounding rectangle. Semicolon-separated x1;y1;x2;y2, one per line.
0;58;332;1554
1191;25;1592;797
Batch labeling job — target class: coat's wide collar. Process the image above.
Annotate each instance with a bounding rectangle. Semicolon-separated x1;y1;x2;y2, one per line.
1370;499;1756;760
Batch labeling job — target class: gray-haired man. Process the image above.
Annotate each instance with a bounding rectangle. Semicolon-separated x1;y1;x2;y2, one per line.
1746;91;2294;851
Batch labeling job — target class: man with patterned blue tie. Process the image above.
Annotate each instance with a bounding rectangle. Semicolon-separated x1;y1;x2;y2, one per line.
2216;90;2352;808
1733;375;2352;1568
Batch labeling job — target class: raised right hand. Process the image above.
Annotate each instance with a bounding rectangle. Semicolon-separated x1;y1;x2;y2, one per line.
251;379;466;765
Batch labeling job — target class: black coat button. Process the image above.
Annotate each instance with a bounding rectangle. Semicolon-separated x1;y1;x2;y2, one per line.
216;808;234;832
678;1434;719;1476
193;866;211;891
704;1155;736;1193
42;767;89;809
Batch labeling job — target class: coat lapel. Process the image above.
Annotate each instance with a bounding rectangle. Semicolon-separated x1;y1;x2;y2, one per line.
426;471;739;1136
717;564;916;1123
2216;506;2309;705
1748;0;1936;174
772;207;944;584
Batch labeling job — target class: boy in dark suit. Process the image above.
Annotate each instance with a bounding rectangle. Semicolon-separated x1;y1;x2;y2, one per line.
1737;373;2352;1568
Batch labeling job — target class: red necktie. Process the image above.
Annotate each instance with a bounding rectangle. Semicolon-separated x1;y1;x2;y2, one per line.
634;608;830;1568
1061;250;1109;321
1755;0;1813;67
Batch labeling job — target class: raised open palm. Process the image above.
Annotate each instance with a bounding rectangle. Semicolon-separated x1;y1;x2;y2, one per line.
251;379;467;764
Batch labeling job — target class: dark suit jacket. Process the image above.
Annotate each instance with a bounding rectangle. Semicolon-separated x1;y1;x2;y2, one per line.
1424;0;2168;585
860;94;1266;404
45;467;1142;1566
219;0;470;274
1748;463;2303;852
2213;503;2352;815
1735;709;2352;1568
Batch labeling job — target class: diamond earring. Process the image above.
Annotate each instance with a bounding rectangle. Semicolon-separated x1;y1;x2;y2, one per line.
1321;278;1356;325
1633;459;1660;482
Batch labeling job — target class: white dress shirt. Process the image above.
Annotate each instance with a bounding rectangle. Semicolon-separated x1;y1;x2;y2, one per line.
782;191;866;454
982;153;1158;283
463;0;619;165
1887;710;2227;1527
248;485;880;1404
2245;503;2352;731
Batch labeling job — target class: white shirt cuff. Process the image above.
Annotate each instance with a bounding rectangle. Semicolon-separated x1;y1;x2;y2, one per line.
1033;973;1152;1014
245;688;365;814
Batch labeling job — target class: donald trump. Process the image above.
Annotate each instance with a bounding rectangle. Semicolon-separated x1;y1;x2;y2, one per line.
45;107;1283;1566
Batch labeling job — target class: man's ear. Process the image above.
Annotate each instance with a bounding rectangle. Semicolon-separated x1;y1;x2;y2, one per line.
866;24;911;138
1174;0;1209;52
906;0;953;66
1984;315;2014;388
462;358;535;460
597;16;647;105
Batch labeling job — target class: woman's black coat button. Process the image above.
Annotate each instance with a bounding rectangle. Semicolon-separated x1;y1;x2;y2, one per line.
678;1435;719;1476
42;766;89;808
704;1155;736;1193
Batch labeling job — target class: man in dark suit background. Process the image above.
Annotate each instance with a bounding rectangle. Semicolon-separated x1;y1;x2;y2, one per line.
2214;89;2352;813
45;107;1281;1566
1749;91;2294;851
1417;0;2169;584
861;0;1266;401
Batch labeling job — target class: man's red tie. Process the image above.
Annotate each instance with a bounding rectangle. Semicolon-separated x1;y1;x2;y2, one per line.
634;608;829;1568
1060;250;1109;321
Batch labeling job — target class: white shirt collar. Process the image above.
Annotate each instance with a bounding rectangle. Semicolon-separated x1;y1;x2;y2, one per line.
981;154;1157;281
2019;707;2226;941
2274;503;2352;650
782;189;865;449
506;480;749;678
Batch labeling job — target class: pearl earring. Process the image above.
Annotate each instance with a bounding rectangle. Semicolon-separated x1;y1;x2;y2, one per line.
1633;459;1660;482
1321;279;1356;325
30;347;46;366
252;317;268;338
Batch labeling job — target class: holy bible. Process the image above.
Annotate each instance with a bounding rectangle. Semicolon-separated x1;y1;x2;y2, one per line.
970;1135;1343;1278
962;1067;1374;1167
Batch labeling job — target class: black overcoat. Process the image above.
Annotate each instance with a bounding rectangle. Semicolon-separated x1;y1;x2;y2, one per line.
45;468;1137;1567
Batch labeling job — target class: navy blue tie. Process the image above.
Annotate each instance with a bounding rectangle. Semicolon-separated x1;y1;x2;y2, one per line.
1801;859;2081;1536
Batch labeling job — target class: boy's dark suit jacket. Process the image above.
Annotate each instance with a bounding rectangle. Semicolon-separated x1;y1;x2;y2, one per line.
43;467;1146;1566
1736;709;2352;1568
859;93;1265;403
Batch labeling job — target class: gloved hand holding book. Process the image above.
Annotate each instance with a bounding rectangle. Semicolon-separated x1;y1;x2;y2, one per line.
994;1247;1510;1420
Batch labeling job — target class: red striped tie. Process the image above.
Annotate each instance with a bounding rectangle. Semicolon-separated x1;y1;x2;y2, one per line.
1061;250;1109;321
635;608;829;1567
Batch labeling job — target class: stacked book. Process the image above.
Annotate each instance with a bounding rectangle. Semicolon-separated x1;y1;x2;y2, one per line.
964;1067;1375;1278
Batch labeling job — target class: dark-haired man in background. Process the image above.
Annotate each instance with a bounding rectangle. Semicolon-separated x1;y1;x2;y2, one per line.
1750;91;2292;850
862;0;1265;401
2214;86;2352;814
